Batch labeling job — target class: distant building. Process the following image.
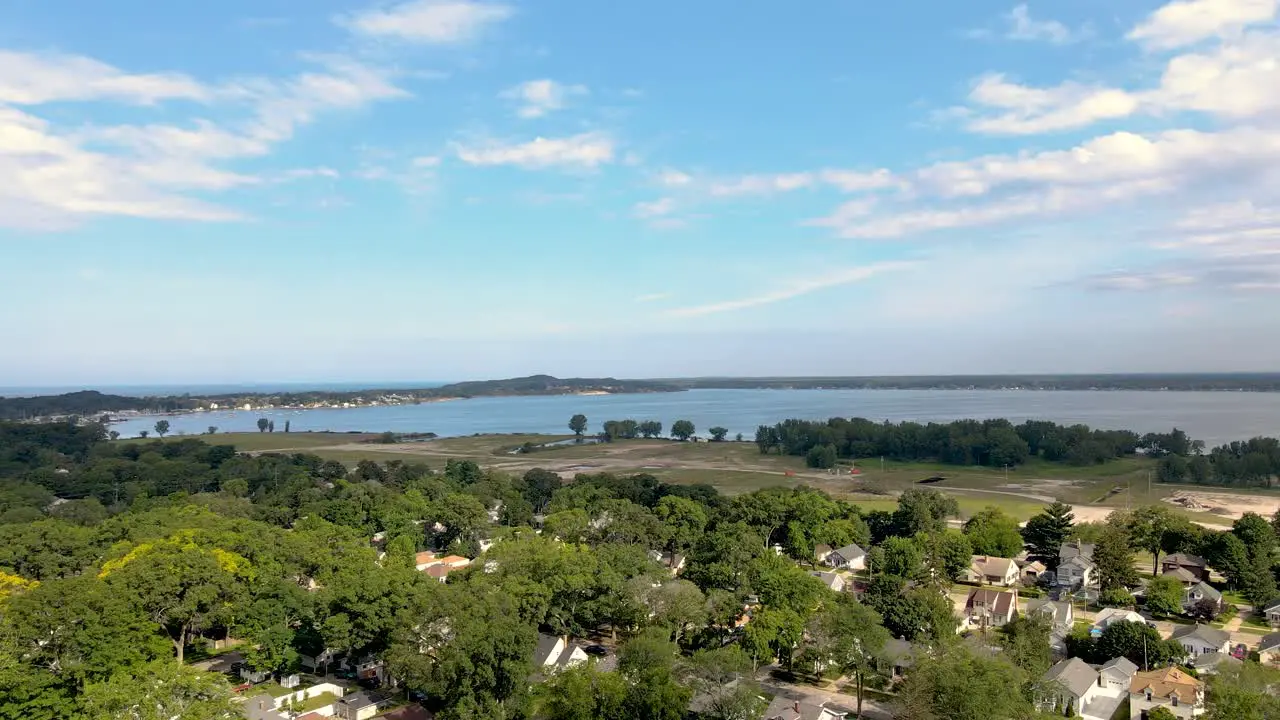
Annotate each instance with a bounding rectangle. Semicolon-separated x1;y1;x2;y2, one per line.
823;543;866;571
962;588;1017;630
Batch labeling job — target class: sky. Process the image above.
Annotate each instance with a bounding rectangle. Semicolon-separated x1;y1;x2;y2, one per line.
2;0;1280;384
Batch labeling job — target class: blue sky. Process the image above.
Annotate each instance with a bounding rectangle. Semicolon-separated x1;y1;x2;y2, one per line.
2;0;1280;384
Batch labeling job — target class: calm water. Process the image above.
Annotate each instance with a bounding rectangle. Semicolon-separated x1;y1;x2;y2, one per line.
108;389;1280;446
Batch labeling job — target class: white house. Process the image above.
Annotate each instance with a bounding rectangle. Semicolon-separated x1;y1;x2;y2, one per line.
1257;632;1280;665
1026;598;1074;652
1128;666;1203;720
965;555;1020;586
1091;608;1146;636
1038;658;1103;718
1058;554;1097;590
1171;624;1230;660
962;588;1017;631
810;571;846;593
824;543;866;571
1183;582;1224;615
533;633;589;671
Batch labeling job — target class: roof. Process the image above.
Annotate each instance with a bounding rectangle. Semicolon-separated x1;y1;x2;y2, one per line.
1026;598;1071;625
1265;599;1280;614
1093;608;1145;628
1191;652;1241;670
1021;560;1047;573
970;555;1017;577
1130;666;1202;701
1186;581;1222;602
762;695;847;720
438;555;471;566
880;638;915;667
1043;657;1098;698
1171;623;1230;648
832;543;865;560
965;587;1017;615
809;571;843;590
1060;554;1096;571
1260;632;1280;652
1164;552;1207;568
425;564;452;579
340;692;377;710
1060;542;1095;561
1100;656;1139;679
555;645;584;668
533;633;562;666
244;695;288;720
1163;567;1198;583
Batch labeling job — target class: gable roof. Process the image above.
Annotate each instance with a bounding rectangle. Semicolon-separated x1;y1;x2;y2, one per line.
1026;598;1071;625
1059;554;1096;571
1185;581;1222;602
533;633;562;666
414;551;437;565
1265;599;1280;614
1093;608;1145;628
1043;657;1098;698
1171;623;1230;648
1163;567;1198;583
1191;652;1241;671
1060;541;1095;561
1259;632;1280;653
1130;666;1202;701
832;543;865;560
1020;560;1047;573
970;555;1017;577
965;587;1017;615
762;695;847;720
809;571;843;590
1163;552;1207;568
339;692;377;710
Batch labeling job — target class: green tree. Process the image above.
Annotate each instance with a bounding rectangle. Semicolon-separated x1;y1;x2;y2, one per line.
671;420;696;442
138;430;149;438
1095;621;1184;669
618;628;693;720
1092;524;1138;592
520;468;562;513
1233;512;1277;557
1146;707;1178;720
894;644;1032;720
997;612;1053;678
1021;501;1074;568
963;506;1024;558
154;420;170;438
1241;551;1279;607
807;595;889;718
740;606;804;670
241;623;298;675
892;489;958;536
1204;661;1280;720
926;531;973;581
805;444;838;469
683;646;765;720
1127;505;1180;576
257;418;269;433
569;414;589;437
1144;574;1185;617
654;495;708;554
879;587;956;643
80;660;241;720
539;664;628;720
881;536;923;579
709;427;729;442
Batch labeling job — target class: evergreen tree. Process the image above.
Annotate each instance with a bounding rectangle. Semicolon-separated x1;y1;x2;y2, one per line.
1021;501;1074;568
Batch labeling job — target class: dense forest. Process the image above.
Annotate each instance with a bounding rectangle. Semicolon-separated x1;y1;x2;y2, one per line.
1;421;1277;719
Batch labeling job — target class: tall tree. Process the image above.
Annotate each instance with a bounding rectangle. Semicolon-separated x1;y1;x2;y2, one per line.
80;661;241;720
1143;575;1184;617
709;427;730;442
683;646;765;720
892;490;958;537
1022;501;1075;568
807;595;889;718
568;414;589;438
1127;505;1179;576
671;420;696;442
894;644;1032;720
962;506;1024;557
1092;524;1138;592
539;664;628;720
997;612;1053;679
154;420;170;438
256;418;269;433
1204;661;1280;720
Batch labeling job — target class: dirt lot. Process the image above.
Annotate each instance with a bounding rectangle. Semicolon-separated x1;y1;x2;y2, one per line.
1162;490;1280;521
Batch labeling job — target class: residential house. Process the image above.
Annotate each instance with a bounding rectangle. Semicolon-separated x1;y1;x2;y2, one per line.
1257;632;1280;665
1099;657;1139;693
1265;599;1280;628
814;544;834;564
879;638;915;681
1190;651;1241;676
1026;598;1074;652
1161;553;1210;583
335;692;384;720
1128;666;1204;720
1091;608;1146;636
1020;560;1047;585
1183;582;1224;615
1061;541;1095;562
1162;566;1200;587
824;543;866;571
965;555;1020;587
1057;554;1097;591
533;633;589;671
962;588;1018;630
244;695;288;720
762;696;847;720
413;551;438;572
1171;624;1231;659
648;550;687;575
809;571;846;593
418;554;472;583
1037;657;1102;717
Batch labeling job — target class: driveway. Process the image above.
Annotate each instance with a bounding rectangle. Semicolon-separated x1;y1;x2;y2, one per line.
757;669;894;720
191;650;242;674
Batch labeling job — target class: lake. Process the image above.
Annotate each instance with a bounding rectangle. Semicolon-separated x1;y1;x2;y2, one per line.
108;389;1280;447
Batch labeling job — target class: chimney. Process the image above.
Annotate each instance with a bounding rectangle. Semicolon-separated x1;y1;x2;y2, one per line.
794;700;800;712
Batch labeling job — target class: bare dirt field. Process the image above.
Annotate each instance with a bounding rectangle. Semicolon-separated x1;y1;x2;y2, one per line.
1162;490;1280;521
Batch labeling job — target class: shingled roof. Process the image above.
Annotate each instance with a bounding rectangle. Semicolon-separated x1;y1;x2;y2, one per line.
1130;666;1202;703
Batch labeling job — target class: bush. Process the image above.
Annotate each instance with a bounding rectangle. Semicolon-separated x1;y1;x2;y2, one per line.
1098;587;1135;608
805;444;838;469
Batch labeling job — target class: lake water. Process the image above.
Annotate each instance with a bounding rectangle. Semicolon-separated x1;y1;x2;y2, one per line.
108;389;1280;447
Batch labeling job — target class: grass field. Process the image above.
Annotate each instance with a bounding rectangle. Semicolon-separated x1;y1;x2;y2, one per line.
118;431;375;451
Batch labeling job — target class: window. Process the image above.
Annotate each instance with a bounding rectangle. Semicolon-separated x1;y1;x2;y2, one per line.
1145;690;1152;701
1172;695;1179;707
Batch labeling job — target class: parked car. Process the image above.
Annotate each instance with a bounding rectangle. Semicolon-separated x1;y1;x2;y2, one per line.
584;645;609;657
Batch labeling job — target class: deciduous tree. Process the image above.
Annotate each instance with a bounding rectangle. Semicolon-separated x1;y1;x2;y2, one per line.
963;506;1023;558
154;420;170;438
569;414;588;437
1144;574;1185;617
671;420;696;442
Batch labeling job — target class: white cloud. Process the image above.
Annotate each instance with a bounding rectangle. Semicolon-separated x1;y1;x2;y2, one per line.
0;50;209;105
963;74;1139;135
412;155;441;167
1004;4;1085;44
454;133;614;169
668;262;914;317
709;172;815;197
700;169;900;197
340;0;512;43
634;293;670;303
501;79;587;118
657;169;693;187
633;197;675;218
1128;0;1277;50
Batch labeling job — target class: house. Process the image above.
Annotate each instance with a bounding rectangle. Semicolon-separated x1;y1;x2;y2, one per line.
413;551;438;572
810;571;846;593
962;587;1017;630
1171;623;1231;659
879;638;915;680
1128;666;1203;719
1026;598;1074;652
244;695;288;720
824;543;866;571
1091;608;1146;636
1183;582;1224;615
1264;599;1280;628
1162;553;1210;583
1057;554;1097;590
1256;632;1280;665
335;692;383;720
814;544;834;564
965;555;1020;586
1099;657;1139;692
1038;658;1102;718
648;550;687;575
1162;566;1200;586
533;633;589;671
1190;650;1241;676
1060;541;1095;562
1020;560;1047;584
762;696;847;720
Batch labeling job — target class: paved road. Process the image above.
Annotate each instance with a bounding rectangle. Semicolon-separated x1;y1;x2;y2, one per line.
757;667;895;719
190;650;242;674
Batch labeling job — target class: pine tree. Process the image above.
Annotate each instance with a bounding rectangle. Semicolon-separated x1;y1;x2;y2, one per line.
1021;501;1074;568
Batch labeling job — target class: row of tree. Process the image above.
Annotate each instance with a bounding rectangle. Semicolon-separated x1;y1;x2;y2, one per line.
570;415;727;443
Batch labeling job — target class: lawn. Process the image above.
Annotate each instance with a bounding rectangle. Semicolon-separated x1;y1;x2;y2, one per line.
253;682;297;698
293;692;339;712
119;432;374;452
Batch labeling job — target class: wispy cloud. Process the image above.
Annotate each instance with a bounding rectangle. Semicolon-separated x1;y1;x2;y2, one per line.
668;262;914;317
1004;4;1089;44
1127;0;1277;50
454;133;614;169
501;79;588;118
634;293;670;303
339;0;513;43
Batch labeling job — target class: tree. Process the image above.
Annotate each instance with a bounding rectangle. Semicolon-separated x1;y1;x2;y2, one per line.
268;420;275;433
206;426;217;435
1092;524;1138;591
892;490;958;536
1022;501;1074;568
257;418;269;433
997;612;1053;678
805;444;838;469
807;595;888;718
1127;505;1179;576
569;414;588;438
1146;707;1178;720
926;531;973;581
80;660;241;720
654;495;708;554
684;647;765;720
879;587;956;642
1241;550;1278;607
618;629;692;720
1095;621;1184;669
894;644;1032;720
520;468;562;513
962;506;1023;558
740;607;803;670
880;536;923;579
241;623;298;675
709;427;729;442
283;420;290;433
154;420;170;438
108;430;120;441
1204;661;1280;720
1190;597;1222;622
671;420;695;442
1234;512;1277;558
539;664;627;720
1144;574;1184;617
138;430;149;438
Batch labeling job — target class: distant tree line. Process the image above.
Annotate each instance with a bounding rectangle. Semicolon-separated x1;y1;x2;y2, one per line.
1157;435;1280;488
754;417;1148;469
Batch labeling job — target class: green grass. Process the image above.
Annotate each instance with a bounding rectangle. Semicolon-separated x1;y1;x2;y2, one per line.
119;432;374;451
254;682;297;698
293;692;339;712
